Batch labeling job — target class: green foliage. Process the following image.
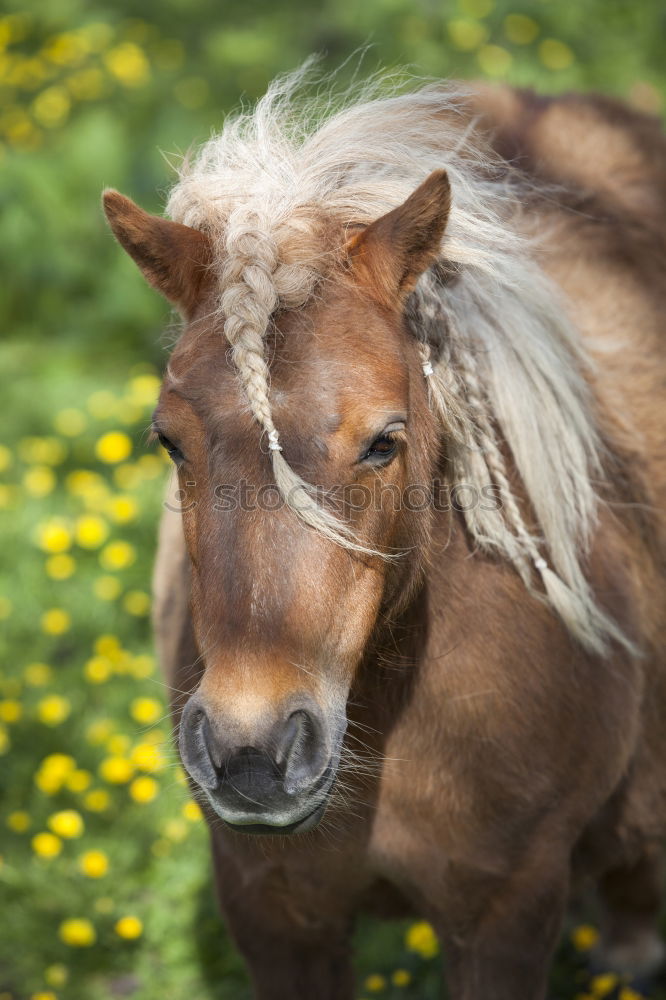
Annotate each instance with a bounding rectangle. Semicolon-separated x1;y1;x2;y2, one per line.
0;1;664;998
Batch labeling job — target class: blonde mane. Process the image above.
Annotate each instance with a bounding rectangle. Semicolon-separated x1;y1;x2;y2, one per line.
166;65;627;654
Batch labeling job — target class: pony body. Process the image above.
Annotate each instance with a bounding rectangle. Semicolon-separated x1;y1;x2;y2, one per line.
105;73;666;999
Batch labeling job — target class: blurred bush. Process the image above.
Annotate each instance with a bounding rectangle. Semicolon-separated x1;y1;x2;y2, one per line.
0;0;664;365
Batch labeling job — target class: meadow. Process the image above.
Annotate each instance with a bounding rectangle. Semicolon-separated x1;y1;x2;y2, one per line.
0;0;664;997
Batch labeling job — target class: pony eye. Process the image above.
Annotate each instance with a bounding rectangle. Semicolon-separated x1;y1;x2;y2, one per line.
157;432;184;465
362;433;397;463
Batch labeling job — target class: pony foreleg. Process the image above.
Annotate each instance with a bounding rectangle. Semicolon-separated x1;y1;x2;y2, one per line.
210;832;356;1000
436;856;569;1000
593;842;665;984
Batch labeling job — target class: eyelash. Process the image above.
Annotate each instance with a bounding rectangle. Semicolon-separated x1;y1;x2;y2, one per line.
156;432;184;465
361;432;399;463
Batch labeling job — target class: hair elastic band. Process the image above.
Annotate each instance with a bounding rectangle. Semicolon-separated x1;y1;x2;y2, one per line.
267;429;282;452
422;361;434;377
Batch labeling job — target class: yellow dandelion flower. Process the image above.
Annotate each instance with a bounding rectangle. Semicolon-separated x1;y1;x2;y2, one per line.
364;974;387;992
86;718;114;744
59;917;96;947
503;14;539;45
118;401;145;426
48;809;84;839
571;924;600;952
130;654;154;679
36;519;72;554
99;756;134;784
0;724;9;755
590;973;619;997
131;742;163;772
45;554;76;580
83;789;110;812
137;453;163;478
0;444;12;471
129;775;158;803
94;634;120;656
37;694;71;726
44;963;68;987
459;0;493;15
405;921;439;959
35;770;63;796
107;733;131;755
24;662;52;686
0;699;22;723
100;540;136;571
105;42;149;87
75;514;109;549
65;469;107;499
113;463;141;490
19;437;66;465
54;407;87;436
95;431;132;464
183;800;203;822
0;596;13;619
32;831;62;858
66;67;105;100
87;389;116;418
391;969;411;987
83;656;112;684
130;697;162;725
7;810;30;832
164;818;188;841
66;769;92;793
34;84;71;132
538;38;574;70
107;495;138;523
618;989;644;1000
115;915;143;939
41;609;71;635
127;373;160;405
43;32;88;66
36;753;76;781
30;992;57;1000
24;465;56;497
93;576;122;600
447;18;488;51
123;590;150;616
477;44;512;76
78;849;109;877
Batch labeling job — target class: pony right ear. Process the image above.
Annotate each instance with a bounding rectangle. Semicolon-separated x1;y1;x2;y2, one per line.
103;189;213;318
345;169;451;310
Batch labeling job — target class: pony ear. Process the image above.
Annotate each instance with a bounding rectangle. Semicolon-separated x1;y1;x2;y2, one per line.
345;169;451;309
102;189;213;318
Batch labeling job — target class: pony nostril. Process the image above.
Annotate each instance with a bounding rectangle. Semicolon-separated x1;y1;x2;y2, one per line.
178;699;219;791
279;709;326;794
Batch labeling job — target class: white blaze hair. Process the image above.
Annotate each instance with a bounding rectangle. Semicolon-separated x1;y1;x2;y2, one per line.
166;64;628;653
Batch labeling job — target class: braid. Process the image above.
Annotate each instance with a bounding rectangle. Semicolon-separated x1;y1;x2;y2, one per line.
218;207;392;558
220;210;279;439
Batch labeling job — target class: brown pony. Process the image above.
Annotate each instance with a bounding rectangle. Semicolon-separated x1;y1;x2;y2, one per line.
104;72;666;999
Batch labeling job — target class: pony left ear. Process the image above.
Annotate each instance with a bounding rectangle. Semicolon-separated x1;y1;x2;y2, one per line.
103;189;213;318
345;169;451;309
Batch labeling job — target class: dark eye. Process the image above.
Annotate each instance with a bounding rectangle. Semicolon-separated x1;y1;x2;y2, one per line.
157;432;184;465
361;433;398;463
